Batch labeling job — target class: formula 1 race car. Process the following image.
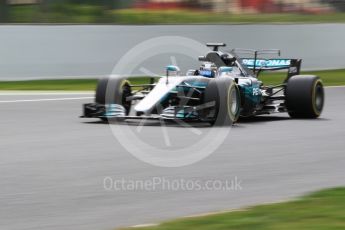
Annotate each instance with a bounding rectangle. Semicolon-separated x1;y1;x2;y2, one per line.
81;43;324;126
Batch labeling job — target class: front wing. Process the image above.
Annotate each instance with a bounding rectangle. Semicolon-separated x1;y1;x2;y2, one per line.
81;103;214;122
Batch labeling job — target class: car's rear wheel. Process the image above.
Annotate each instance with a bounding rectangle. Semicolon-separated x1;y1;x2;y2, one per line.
203;78;241;126
285;75;324;118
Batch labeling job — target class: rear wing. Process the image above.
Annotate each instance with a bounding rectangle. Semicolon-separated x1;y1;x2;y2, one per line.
242;58;302;79
232;48;302;81
242;58;291;70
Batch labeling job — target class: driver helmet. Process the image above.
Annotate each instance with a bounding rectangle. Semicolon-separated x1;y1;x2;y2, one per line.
199;62;217;78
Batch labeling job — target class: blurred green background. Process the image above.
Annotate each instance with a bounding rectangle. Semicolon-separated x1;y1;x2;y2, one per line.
0;0;344;24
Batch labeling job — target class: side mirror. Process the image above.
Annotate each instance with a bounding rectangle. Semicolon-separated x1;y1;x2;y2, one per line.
165;65;180;76
165;65;180;84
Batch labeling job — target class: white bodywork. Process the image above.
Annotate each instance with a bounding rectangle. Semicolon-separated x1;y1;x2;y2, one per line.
134;76;186;113
133;71;248;114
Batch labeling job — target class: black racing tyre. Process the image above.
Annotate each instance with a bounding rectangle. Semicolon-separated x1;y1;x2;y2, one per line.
95;77;132;115
285;75;324;118
203;78;241;126
95;77;109;105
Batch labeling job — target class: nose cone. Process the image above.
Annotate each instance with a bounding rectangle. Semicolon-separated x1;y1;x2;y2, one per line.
134;77;185;113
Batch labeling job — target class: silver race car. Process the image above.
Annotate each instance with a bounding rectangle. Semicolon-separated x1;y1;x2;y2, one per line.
81;43;324;126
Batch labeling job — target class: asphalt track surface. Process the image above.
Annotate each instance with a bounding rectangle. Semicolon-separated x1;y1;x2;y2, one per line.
0;87;344;230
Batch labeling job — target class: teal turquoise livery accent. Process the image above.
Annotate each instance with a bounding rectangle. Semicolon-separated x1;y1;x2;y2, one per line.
219;66;233;73
104;104;125;117
176;109;198;119
166;65;180;72
240;85;262;104
242;59;291;69
190;81;208;87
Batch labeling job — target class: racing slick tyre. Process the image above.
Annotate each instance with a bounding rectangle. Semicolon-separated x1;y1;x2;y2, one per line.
95;77;132;121
203;78;241;126
285;75;324;118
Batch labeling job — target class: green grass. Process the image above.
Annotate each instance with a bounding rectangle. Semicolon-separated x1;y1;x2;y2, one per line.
8;5;41;23
0;79;98;91
0;69;344;91
5;6;345;24
112;9;345;24
8;4;108;23
119;187;345;230
259;69;345;86
0;77;153;91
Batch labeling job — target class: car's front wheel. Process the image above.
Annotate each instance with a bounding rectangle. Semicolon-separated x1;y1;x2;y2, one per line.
203;78;241;126
95;77;132;121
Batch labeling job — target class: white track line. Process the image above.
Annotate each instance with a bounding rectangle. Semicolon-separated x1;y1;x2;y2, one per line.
0;91;94;96
130;223;159;228
0;97;94;103
325;85;345;88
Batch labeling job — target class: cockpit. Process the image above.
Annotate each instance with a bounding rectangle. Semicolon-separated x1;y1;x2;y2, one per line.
186;62;244;78
218;66;243;77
